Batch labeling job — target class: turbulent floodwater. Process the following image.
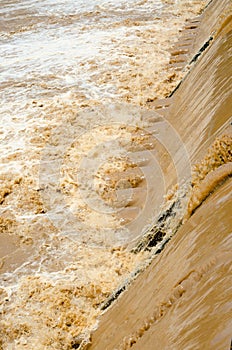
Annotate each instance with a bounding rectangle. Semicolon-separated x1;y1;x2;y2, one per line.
0;1;208;349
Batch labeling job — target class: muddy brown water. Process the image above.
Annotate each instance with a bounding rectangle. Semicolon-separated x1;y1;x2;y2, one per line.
87;1;232;349
0;0;231;349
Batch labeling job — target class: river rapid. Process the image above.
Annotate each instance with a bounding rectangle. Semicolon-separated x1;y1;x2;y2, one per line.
0;1;208;349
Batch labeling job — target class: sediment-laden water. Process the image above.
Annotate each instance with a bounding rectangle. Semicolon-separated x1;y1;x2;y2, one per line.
0;1;208;349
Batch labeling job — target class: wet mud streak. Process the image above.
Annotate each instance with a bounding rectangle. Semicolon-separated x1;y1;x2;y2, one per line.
133;191;184;253
101;283;127;311
189;35;213;64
